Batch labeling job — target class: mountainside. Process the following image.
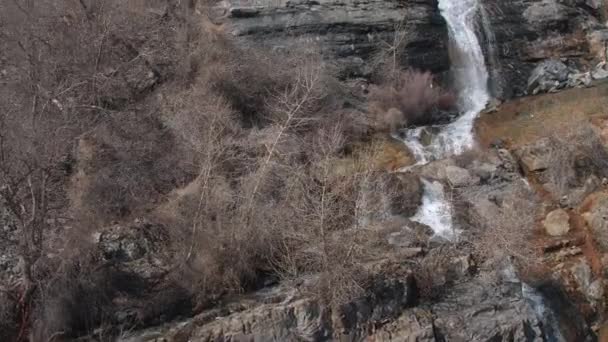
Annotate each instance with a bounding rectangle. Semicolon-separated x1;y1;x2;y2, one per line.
2;1;608;341
218;0;608;98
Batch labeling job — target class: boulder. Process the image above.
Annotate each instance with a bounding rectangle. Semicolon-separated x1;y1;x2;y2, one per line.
567;71;593;88
515;138;552;172
543;209;571;236
527;59;571;95
559;175;601;208
445;165;480;187
416;157;457;181
592;62;608;80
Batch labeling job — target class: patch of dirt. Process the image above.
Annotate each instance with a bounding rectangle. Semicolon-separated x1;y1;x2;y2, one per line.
476;81;608;148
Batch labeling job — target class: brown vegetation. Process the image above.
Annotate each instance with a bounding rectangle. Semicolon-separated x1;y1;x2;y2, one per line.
0;1;418;340
545;123;608;198
369;70;456;132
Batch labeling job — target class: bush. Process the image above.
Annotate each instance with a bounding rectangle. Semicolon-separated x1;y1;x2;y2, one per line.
467;181;541;263
545;122;608;197
368;70;456;132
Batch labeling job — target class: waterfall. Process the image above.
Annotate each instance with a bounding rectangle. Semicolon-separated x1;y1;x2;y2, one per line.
411;179;456;239
402;0;490;163
405;0;490;237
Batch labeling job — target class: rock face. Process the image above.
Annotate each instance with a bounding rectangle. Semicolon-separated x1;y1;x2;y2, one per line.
123;265;583;342
216;0;450;77
120;275;417;342
480;0;606;98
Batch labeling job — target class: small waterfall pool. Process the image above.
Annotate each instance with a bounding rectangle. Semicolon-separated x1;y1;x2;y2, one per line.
405;0;490;237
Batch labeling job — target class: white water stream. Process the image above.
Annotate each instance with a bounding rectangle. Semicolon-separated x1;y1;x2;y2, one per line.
411;179;456;239
404;0;490;162
408;0;490;239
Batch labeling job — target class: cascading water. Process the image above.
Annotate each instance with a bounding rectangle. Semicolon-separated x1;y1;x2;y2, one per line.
410;179;456;239
403;0;490;163
406;0;491;238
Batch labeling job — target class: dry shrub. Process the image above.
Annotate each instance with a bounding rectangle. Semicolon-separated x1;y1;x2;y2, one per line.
469;181;541;263
369;70;456;132
1;1;431;338
545;122;608;197
150;25;375;308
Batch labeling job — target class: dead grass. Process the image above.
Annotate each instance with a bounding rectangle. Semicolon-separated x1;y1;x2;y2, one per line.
476;81;608;147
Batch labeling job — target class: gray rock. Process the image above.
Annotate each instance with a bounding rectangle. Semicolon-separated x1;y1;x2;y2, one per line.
368;308;435;341
416;158;457;181
432;274;544;341
568;71;593;88
445;165;480;187
482;0;600;98
472;162;498;183
592;62;608;80
527;59;570;95
120;274;416;341
543;209;571;236
570;259;605;307
219;0;450;77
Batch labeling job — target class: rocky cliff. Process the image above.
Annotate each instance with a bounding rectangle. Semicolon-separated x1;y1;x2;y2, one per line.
214;0;450;77
480;0;606;98
217;0;607;98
